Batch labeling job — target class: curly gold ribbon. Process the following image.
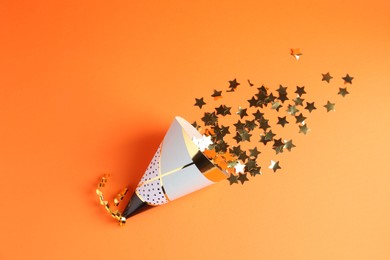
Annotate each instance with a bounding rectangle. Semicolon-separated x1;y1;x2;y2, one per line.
96;174;128;226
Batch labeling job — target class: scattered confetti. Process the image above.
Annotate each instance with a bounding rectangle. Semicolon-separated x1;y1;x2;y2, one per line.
342;74;354;84
305;102;317;113
324;101;336;112
190;53;353;185
211;90;223;100
295;86;306;96
338;88;349;97
194;97;206;109
283;140;296;151
299;124;310;135
269;160;281;172
227;78;240;92
237;172;249;184
322;72;333;83
236;107;248;119
227;174;238;185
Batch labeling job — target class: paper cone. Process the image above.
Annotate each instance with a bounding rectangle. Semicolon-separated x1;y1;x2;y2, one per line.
123;116;227;218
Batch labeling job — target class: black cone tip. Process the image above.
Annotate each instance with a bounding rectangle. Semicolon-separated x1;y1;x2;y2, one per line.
122;192;152;219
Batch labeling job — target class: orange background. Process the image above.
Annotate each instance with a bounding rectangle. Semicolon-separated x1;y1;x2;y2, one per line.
1;1;390;259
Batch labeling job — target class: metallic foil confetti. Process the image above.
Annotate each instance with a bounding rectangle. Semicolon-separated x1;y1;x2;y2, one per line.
342;74;354;84
269;160;281;172
324;101;336;112
191;65;353;184
96;175;128;226
322;72;333;83
338;88;349;97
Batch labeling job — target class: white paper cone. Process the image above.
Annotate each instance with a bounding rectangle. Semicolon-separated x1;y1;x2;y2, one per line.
123;116;227;218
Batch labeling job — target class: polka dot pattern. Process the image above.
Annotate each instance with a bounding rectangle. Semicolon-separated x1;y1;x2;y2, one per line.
136;146;168;205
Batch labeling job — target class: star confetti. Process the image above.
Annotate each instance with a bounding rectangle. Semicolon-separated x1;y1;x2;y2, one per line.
237;172;249;184
269;160;281;172
338;88;349;97
305;102;317;113
299;124;310;134
277;116;289;127
227;174;238;185
211;90;223;100
322;72;333;83
194;97;206;109
324;101;336;112
190;53;353;185
236;107;248;119
216;104;232;116
295;86;306;96
283;140;296;151
342;74;354;84
192;135;213;152
227;78;240;92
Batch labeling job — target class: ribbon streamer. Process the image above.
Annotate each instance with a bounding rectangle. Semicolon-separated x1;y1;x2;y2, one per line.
96;174;128;226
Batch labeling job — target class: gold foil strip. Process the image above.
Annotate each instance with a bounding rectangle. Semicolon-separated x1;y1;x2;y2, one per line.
96;175;127;226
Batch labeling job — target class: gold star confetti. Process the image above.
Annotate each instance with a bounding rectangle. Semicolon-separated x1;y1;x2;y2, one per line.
272;138;284;154
299;124;310;134
295;86;306;96
227;78;240;92
271;101;283;111
293;96;305;106
295;113;307;124
286;104;299;115
211;90;223;100
227;174;238;185
269;160;281;172
249;147;261;158
324;101;336;112
305;102;317;113
215;104;232;116
236;107;248;119
342;74;354;84
322;72;333;83
194;97;206;109
338;88;349;97
190;56;353;184
277;116;289;127
237;172;249;184
260;130;275;145
283;140;296;151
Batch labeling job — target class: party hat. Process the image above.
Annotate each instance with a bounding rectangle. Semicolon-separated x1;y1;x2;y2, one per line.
122;116;226;218
96;116;227;223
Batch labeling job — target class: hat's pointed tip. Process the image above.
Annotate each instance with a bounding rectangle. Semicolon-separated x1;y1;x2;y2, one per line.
122;192;152;219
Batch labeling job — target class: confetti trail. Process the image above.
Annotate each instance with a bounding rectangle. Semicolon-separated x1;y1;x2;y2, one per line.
192;69;353;185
